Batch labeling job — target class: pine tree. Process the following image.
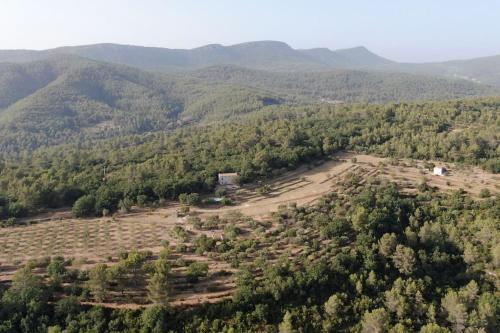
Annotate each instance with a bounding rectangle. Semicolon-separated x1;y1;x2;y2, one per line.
279;311;296;333
88;264;109;303
392;245;416;275
147;258;170;306
147;272;169;306
361;308;390;333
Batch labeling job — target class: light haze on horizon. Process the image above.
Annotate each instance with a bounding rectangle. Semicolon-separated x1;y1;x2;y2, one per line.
1;0;499;63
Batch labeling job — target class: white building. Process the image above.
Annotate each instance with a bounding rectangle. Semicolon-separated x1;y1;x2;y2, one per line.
433;167;446;176
218;173;238;186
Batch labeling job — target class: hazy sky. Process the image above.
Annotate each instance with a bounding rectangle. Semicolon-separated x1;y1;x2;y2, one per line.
1;0;499;62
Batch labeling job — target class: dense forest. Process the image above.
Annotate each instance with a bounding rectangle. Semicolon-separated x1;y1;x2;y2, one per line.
0;57;283;152
0;56;497;152
188;66;498;103
0;181;498;332
0;97;498;220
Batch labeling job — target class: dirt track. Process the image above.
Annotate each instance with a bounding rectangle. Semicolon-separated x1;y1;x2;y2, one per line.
2;152;498;266
0;153;498;307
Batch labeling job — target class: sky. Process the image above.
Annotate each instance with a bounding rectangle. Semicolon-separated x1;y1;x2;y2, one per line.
1;0;499;63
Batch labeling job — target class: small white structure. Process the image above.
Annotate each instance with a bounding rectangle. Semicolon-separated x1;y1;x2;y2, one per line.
433;167;446;176
218;173;238;186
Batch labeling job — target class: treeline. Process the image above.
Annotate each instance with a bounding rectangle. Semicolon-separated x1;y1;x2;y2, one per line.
0;182;498;332
0;97;499;220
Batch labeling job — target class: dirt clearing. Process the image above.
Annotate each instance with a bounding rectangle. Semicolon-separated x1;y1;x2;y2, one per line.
1;152;497;266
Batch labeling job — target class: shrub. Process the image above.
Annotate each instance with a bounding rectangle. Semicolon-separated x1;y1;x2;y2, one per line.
220;197;233;205
118;197;133;213
224;224;241;239
479;188;491;198
215;188;228;197
179;193;201;206
136;195;148;207
94;187;121;213
257;185;272;195
159;247;171;259
188;216;203;230
7;202;27;218
187;193;201;206
3;217;16;227
195;234;216;254
72;195;96;217
175;243;187;253
171;226;189;241
186;262;209;282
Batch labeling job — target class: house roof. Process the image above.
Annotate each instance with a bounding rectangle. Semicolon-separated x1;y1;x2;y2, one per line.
218;173;238;176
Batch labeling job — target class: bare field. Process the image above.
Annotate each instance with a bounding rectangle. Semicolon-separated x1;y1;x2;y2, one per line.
0;152;498;307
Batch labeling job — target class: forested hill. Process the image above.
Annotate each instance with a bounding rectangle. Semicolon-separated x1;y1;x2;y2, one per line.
0;56;283;151
0;97;498;220
2;41;500;86
188;65;498;103
0;56;498;152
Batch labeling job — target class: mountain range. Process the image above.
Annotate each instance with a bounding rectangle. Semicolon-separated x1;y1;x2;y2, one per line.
2;41;500;86
0;41;499;152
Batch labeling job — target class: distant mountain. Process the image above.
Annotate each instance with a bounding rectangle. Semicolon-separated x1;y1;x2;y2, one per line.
300;46;395;69
394;55;500;87
2;41;500;86
0;41;324;72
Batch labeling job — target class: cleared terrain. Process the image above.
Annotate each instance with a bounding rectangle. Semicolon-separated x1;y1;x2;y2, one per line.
0;152;498;307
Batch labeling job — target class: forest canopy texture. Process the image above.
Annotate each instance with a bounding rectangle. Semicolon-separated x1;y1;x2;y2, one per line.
0;52;498;333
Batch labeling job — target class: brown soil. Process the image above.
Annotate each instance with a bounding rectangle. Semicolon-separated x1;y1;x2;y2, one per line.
1;152;498;308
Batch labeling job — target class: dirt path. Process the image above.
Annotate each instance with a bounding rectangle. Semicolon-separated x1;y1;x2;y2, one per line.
1;152;498;266
1;152;498;309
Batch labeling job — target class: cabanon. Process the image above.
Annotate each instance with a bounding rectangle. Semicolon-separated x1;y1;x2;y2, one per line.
218;173;238;185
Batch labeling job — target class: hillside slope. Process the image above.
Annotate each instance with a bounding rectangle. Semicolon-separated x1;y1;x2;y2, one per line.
0;56;497;152
188;65;498;103
0;56;281;151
